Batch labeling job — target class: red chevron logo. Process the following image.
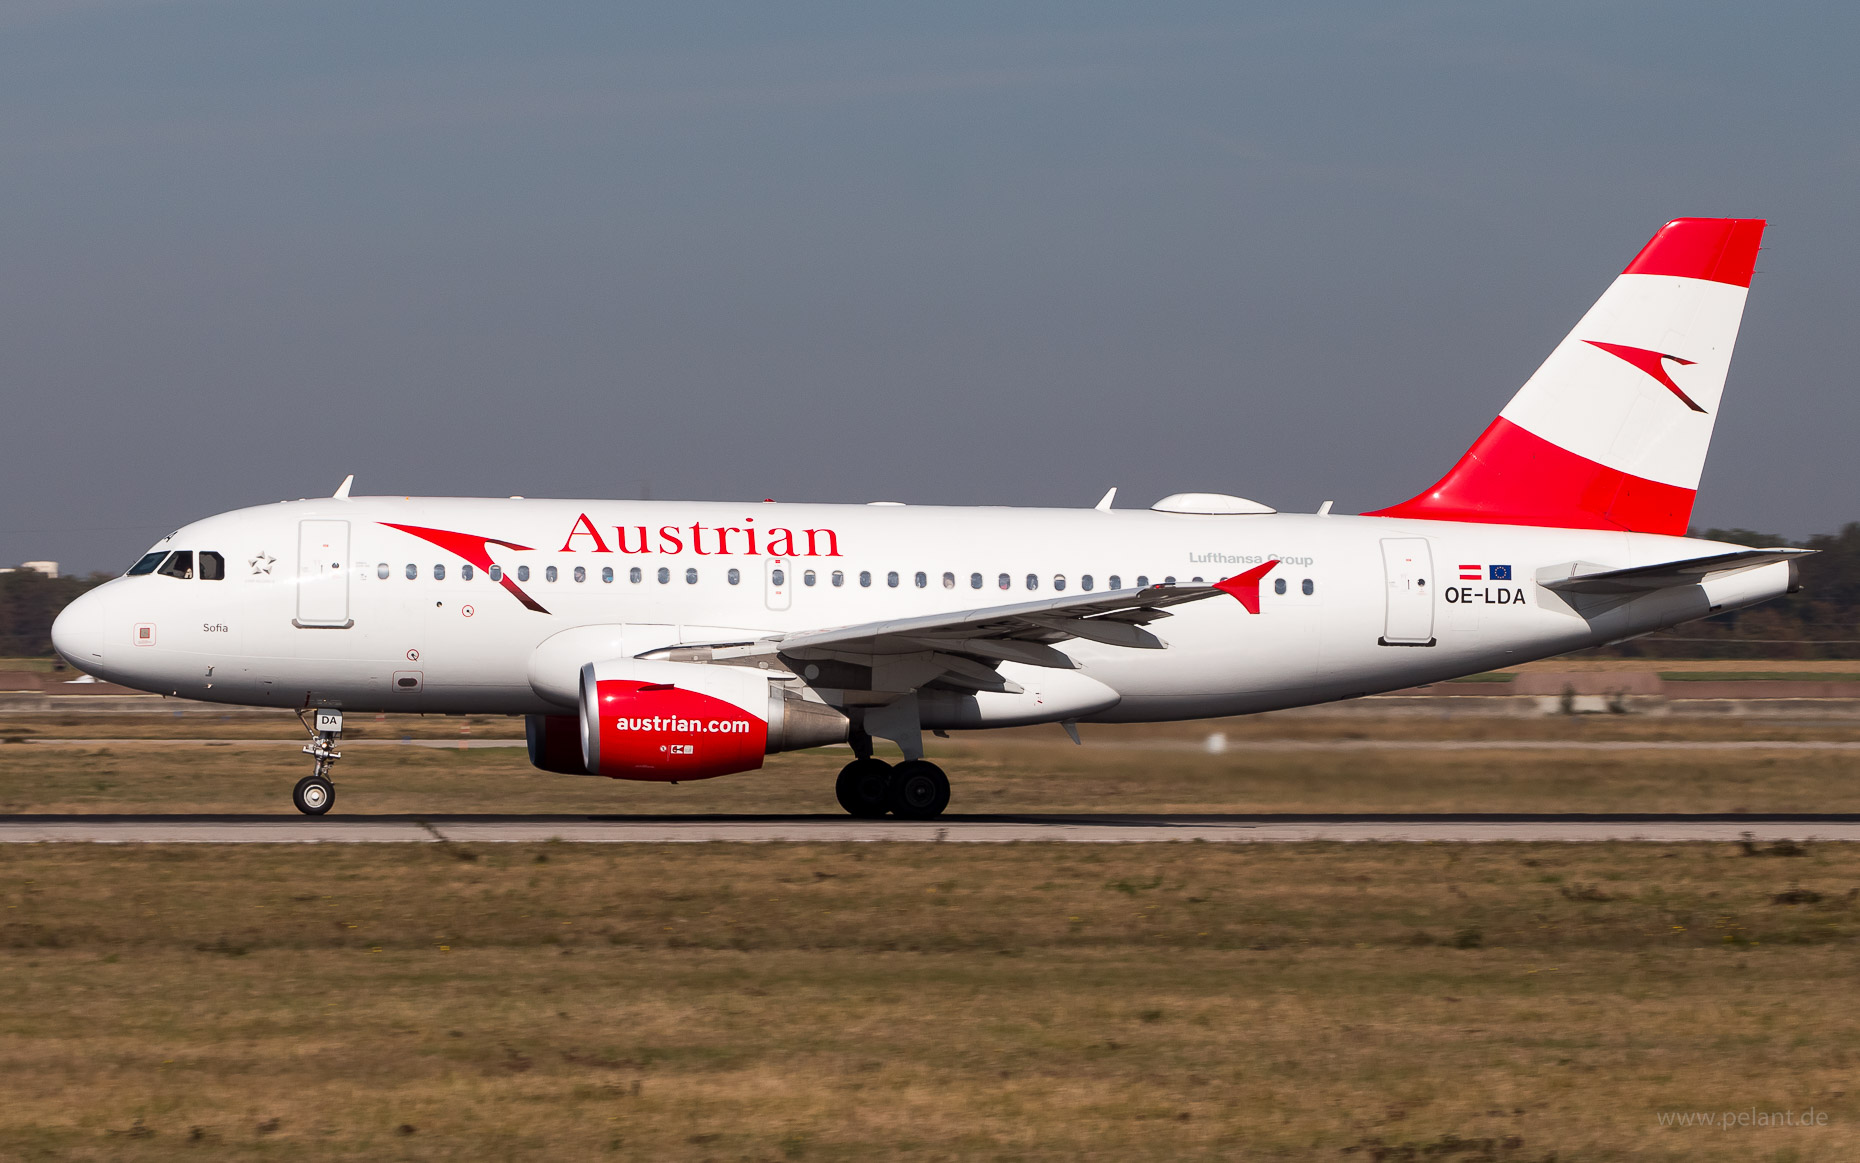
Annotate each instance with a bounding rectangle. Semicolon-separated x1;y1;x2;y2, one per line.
380;522;550;613
1585;340;1705;413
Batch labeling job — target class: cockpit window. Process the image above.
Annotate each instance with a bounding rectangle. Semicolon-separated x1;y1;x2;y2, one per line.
199;551;225;580
126;551;167;576
156;551;195;580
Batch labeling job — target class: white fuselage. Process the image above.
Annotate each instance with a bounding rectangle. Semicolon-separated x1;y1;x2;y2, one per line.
52;497;1787;724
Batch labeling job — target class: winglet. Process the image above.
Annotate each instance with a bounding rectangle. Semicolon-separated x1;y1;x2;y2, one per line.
1095;488;1117;511
1213;559;1279;614
333;475;354;499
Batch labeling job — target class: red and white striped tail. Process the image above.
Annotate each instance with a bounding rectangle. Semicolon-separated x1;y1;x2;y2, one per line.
1368;217;1765;535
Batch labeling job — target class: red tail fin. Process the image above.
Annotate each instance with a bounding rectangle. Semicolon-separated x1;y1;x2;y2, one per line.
1367;218;1763;534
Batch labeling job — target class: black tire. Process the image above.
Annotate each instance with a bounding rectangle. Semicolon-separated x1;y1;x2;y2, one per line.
835;758;893;818
887;760;950;820
293;775;334;816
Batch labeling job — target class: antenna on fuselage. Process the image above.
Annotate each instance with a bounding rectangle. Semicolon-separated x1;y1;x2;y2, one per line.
332;474;354;499
1094;487;1117;511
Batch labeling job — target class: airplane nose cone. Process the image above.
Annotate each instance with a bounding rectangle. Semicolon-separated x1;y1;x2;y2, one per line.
51;590;106;671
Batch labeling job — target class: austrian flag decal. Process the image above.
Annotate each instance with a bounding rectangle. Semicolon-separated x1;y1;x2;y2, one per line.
1459;564;1512;581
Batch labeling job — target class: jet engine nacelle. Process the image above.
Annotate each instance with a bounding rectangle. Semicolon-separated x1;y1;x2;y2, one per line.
525;658;849;780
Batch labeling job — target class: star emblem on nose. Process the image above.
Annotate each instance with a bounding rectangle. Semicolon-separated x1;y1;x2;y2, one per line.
249;552;275;575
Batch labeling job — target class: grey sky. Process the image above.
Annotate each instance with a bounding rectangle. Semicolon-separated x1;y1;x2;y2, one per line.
3;2;1855;573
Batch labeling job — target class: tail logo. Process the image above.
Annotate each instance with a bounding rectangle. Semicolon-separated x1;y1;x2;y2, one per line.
1584;341;1705;413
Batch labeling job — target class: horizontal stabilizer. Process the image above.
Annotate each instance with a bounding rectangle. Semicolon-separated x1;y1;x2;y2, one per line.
1537;548;1811;595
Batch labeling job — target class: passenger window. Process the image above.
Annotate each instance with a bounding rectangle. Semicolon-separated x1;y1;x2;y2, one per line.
805;569;817;587
573;566;586;583
377;563;389;580
406;563;417;580
461;564;474;581
832;571;844;587
127;551;168;576
942;572;955;589
433;564;445;580
860;571;872;587
657;567;670;584
1080;574;1093;591
517;565;530;582
1274;577;1286;595
998;573;1010;590
772;568;785;586
1303;578;1314;595
630;567;642;583
545;566;557;583
1163;576;1176;585
199;551;225;580
157;551;194;580
887;571;899;588
686;568;698;584
1108;575;1121;589
1053;575;1066;592
1136;575;1148;587
1191;576;1203;584
601;566;613;583
490;565;503;582
728;568;741;585
914;571;926;588
1025;573;1038;590
970;573;983;589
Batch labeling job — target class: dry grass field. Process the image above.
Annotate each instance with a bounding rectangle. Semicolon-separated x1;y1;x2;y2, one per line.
6;707;1860;815
3;841;1858;1161
5;709;1860;1159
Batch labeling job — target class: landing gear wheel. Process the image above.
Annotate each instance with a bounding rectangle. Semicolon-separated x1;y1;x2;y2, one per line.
835;758;894;818
887;760;950;820
293;775;334;816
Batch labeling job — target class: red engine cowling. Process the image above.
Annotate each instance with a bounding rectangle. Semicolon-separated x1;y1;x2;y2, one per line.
525;659;849;780
579;658;774;781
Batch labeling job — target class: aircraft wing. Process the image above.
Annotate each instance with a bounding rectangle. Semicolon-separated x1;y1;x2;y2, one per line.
639;585;1233;695
782;584;1223;658
1537;548;1812;595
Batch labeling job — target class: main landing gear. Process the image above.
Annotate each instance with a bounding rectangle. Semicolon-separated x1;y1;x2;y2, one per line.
834;728;951;820
833;709;951;820
294;708;343;816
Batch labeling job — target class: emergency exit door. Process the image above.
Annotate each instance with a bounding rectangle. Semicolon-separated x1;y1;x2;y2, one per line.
765;558;792;611
295;520;353;628
1378;537;1435;646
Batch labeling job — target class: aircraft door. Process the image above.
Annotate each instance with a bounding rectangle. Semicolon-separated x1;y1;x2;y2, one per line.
765;558;791;611
1378;537;1435;646
295;520;353;628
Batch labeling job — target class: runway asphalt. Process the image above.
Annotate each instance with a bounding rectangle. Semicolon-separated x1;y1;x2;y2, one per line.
4;813;1859;844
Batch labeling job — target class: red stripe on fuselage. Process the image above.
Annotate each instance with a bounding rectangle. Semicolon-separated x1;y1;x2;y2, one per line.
1364;416;1695;535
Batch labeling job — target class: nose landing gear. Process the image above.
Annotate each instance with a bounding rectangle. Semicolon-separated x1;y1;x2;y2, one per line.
294;708;342;816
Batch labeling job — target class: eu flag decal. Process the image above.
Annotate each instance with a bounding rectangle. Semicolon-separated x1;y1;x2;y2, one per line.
1489;564;1513;581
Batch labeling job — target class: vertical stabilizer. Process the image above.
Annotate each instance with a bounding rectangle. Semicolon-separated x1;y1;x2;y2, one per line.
1368;217;1764;534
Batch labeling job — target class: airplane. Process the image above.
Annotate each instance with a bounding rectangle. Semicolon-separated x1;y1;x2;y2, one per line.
51;217;1805;819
